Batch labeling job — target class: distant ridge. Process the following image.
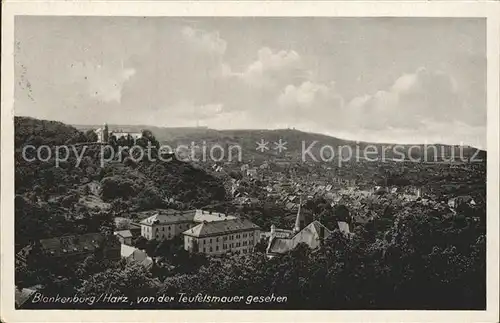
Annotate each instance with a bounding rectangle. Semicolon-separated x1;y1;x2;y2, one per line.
72;123;486;154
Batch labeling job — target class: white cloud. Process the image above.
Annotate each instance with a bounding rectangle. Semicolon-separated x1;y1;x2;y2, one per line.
276;81;344;127
278;81;337;107
346;67;469;130
231;47;304;89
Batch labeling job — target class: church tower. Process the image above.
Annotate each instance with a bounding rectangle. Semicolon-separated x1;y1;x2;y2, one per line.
103;123;109;143
293;196;305;234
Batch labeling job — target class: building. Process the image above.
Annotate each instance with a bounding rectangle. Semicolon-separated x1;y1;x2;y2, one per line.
139;209;237;241
16;233;121;266
120;244;154;269
115;230;133;245
182;218;261;256
264;200;336;259
94;123;142;144
448;195;477;209
129;222;142;237
94;123;109;143
246;168;258;178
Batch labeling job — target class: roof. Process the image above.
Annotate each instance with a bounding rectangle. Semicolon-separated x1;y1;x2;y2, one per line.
449;195;474;203
337;221;350;234
115;230;133;238
140;209;236;226
121;245;153;269
110;132;142;139
121;244;137;258
182;218;260;238
38;233;118;257
267;221;332;255
15;287;37;307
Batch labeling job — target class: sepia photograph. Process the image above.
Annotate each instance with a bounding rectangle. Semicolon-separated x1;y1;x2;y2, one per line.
1;1;499;322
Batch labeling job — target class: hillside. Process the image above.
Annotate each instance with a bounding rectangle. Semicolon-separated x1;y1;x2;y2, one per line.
74;124;486;163
14;116;227;250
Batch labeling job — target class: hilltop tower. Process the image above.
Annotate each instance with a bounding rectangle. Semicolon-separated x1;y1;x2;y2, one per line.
293;196;305;234
103;123;109;143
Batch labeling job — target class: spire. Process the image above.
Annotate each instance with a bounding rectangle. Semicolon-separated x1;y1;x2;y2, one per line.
293;195;305;234
103;123;109;143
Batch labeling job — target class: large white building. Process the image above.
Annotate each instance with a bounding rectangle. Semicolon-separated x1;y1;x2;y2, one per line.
94;123;142;144
139;209;236;241
182;218;261;256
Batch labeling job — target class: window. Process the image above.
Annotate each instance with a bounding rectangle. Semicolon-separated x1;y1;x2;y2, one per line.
216;246;219;251
210;247;213;252
203;247;206;253
210;238;212;243
216;237;219;242
169;226;171;231
162;227;165;231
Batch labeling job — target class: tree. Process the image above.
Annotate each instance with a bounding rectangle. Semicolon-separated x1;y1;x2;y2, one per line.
133;236;148;250
333;204;350;222
85;130;98;143
78;263;160;306
116;218;131;230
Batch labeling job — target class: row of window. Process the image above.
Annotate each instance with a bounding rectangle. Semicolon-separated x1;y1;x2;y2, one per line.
143;223;192;233
156;233;173;240
222;241;254;249
222;232;254;241
202;245;254;254
200;236;255;245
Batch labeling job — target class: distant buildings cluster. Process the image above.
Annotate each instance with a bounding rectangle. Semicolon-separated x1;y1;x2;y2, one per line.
94;123;142;144
16;232;121;267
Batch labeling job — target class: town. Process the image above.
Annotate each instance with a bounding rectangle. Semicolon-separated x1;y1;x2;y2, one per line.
14;120;486;310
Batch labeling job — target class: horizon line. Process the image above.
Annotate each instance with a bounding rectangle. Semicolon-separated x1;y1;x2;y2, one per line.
14;114;487;151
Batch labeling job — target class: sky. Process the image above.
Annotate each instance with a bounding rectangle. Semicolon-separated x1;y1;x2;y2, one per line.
14;17;486;148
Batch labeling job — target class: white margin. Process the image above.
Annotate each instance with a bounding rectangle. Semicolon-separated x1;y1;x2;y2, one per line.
1;1;499;322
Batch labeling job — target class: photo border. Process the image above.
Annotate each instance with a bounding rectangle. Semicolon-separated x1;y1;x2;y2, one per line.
1;1;499;322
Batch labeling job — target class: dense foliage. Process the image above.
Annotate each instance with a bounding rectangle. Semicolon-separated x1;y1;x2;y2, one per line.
14;116;226;250
14;117;486;310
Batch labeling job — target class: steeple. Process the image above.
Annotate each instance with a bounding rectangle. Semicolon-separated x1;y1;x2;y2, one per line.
103;123;109;142
293;195;305;234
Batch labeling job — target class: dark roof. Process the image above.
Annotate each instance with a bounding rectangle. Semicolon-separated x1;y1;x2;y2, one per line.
38;233;118;257
140;209;235;225
268;221;332;255
183;218;260;238
115;230;133;238
15;287;37;307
